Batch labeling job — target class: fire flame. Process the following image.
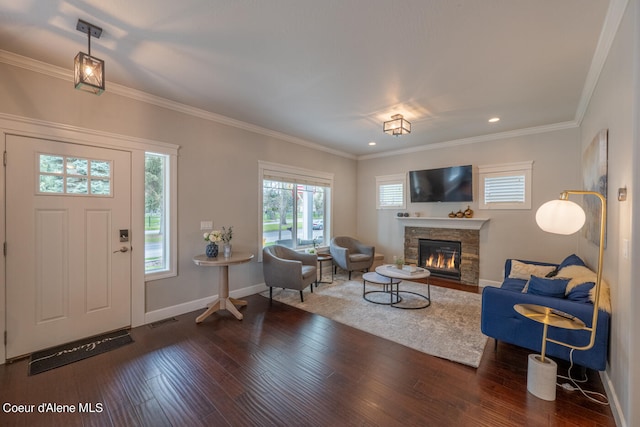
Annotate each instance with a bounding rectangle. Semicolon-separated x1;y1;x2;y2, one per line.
425;251;457;270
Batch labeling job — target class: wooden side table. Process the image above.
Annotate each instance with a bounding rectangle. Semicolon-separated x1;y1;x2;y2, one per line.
193;252;254;322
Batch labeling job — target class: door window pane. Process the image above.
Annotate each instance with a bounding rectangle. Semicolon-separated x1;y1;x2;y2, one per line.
37;153;112;197
66;177;88;194
67;158;88;176
39;175;64;193
40;155;63;173
91;160;111;177
91;179;111;195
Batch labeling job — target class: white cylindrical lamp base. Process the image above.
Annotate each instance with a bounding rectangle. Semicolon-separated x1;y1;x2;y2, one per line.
527;354;557;401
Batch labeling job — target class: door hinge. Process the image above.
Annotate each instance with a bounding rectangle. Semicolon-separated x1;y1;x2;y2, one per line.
4;331;6;346
3;242;5;257
3;151;6;166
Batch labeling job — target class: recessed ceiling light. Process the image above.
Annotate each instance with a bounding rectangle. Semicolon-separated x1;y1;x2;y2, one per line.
368;141;377;146
488;117;500;123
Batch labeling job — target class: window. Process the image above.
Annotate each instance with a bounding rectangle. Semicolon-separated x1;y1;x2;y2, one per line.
376;174;406;209
259;161;333;258
38;153;111;196
145;152;176;278
478;161;533;210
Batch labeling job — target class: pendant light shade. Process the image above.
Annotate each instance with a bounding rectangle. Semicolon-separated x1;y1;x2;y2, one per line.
74;19;105;95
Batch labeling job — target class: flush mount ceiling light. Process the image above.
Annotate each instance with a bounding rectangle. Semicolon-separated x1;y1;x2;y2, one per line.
383;114;411;136
74;19;105;95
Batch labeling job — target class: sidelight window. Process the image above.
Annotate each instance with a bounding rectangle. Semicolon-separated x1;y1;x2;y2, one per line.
145;152;176;278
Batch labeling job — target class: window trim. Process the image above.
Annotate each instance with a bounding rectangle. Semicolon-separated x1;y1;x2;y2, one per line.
258;161;333;261
376;173;406;209
478;161;533;210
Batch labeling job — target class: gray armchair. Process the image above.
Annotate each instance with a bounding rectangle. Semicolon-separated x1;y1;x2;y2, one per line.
263;245;317;302
330;236;375;279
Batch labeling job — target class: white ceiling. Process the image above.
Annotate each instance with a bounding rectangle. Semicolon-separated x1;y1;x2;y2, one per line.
0;1;619;157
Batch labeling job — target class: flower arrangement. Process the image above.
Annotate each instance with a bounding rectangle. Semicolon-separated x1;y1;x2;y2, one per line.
204;226;232;243
203;230;222;243
220;226;233;244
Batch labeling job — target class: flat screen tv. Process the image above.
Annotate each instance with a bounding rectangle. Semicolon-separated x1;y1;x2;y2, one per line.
409;165;473;202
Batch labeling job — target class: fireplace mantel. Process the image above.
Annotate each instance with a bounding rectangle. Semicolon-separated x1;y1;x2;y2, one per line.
396;217;489;230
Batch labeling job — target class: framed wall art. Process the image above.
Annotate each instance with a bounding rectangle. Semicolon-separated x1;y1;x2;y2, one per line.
582;129;608;247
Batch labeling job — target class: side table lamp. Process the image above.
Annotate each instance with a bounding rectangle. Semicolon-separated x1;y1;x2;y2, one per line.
517;190;606;401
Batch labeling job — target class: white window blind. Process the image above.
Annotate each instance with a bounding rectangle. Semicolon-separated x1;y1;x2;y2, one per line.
484;175;525;203
376;174;406;209
478;161;532;210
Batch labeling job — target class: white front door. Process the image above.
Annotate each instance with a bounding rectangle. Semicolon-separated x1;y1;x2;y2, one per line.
5;135;132;359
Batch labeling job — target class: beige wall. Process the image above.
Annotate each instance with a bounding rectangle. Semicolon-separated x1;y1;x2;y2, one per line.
0;62;358;313
357;127;582;283
580;0;638;424
1;7;639;420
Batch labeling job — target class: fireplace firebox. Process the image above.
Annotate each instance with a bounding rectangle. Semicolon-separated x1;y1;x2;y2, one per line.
418;239;462;280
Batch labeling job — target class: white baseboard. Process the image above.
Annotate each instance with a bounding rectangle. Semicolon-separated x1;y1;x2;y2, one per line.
601;370;626;427
144;282;268;324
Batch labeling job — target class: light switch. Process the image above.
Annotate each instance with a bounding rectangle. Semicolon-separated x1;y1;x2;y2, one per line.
200;221;213;230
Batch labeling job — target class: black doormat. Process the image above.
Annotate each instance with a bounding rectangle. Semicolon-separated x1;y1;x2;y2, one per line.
28;329;133;376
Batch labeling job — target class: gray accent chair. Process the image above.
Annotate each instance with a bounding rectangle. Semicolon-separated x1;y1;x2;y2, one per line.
330;236;375;280
263;245;317;302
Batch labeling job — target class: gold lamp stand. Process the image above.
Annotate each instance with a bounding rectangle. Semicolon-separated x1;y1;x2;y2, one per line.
516;190;606;400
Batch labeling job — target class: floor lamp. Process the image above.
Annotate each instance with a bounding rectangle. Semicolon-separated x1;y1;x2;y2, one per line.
516;190;606;400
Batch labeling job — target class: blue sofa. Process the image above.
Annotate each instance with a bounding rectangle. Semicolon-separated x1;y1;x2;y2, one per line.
481;257;610;371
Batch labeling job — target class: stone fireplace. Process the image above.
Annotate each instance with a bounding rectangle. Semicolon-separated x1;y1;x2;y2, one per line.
404;225;480;286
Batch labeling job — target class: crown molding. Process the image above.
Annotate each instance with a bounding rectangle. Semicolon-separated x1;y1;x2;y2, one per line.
574;0;629;125
0;49;356;160
357;121;579;160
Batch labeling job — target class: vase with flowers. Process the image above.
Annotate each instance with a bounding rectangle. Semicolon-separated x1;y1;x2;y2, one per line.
203;230;221;257
221;226;233;257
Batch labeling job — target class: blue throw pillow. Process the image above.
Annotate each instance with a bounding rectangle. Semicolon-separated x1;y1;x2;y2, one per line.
526;276;569;298
558;254;586;270
566;282;595;303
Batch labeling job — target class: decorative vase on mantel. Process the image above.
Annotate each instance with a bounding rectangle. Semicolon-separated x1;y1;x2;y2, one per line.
206;242;219;258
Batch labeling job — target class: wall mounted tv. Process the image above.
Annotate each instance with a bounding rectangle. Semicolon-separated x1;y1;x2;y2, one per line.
409;165;473;202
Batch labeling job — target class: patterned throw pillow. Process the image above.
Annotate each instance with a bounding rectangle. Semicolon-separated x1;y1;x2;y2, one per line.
508;260;556;280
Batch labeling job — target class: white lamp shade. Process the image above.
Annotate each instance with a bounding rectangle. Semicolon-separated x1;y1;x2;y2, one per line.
535;199;586;235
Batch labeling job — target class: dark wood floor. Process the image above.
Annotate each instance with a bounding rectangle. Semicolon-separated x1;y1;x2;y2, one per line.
0;282;615;427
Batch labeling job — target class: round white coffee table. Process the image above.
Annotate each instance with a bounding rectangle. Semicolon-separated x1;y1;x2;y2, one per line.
375;264;431;309
362;271;402;305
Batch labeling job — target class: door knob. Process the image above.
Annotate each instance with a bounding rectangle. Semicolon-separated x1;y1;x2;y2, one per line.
113;246;129;253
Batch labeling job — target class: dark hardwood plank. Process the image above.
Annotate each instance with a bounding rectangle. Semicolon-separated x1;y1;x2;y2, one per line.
0;283;615;427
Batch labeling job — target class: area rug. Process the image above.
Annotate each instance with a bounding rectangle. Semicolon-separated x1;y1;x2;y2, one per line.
28;329;133;375
262;275;488;367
